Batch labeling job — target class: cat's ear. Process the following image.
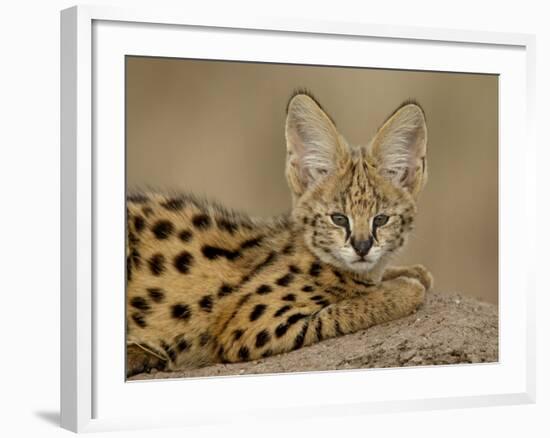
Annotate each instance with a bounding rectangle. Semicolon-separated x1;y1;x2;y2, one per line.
285;92;348;200
369;102;428;198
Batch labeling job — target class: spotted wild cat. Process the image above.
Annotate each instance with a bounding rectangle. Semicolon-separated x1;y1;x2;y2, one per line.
126;91;433;376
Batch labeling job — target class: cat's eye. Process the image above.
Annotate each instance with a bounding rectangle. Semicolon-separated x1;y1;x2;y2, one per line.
330;213;349;228
373;214;389;228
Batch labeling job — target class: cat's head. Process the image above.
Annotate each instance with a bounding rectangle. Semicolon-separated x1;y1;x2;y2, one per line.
285;91;428;275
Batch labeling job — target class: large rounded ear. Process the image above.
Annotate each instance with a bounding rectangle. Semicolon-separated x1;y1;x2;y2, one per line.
368;102;428;199
285;92;349;202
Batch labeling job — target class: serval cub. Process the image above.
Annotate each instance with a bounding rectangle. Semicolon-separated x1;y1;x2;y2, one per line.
126;92;433;376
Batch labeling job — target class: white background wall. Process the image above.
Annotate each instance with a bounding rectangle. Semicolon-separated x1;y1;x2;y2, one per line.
0;0;547;437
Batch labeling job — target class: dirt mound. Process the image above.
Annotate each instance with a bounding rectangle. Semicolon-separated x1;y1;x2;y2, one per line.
130;291;498;380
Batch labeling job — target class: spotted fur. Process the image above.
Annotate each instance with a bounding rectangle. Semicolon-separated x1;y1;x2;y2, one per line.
126;93;433;376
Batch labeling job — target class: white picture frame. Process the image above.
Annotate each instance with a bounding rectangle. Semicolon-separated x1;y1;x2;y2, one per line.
60;4;536;433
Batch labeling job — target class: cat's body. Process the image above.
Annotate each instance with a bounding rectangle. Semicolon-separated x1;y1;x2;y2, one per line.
126;92;432;376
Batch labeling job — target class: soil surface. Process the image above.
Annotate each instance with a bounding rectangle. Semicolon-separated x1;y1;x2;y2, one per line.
129;291;498;381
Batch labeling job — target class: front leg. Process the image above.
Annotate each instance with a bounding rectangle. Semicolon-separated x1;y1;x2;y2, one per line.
307;276;427;341
383;264;433;290
218;276;426;363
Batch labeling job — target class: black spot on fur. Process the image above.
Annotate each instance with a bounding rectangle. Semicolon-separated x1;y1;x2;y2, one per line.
199;295;213;312
217;346;226;362
315;318;323;341
309;261;322;277
274;305;291;317
177;338;190;352
240;222;254;230
334;320;344;336
161;198;184;211
282;243;294;255
289;264;302;274
301;285;314;292
238;346;250;361
172;303;191;320
255;330;271;348
282;293;296;302
128;231;139;246
152;220;174;239
258;251;277;267
311;295;325;302
130;296;150;312
147;288;165;303
130;249;141;269
161;341;176;362
239;251;277;285
127;194;149;204
240;236;264;250
133;216;145;233
174;251;194;274
288;313;308;325
179;229;193;242
275;273;294;287
233;329;244;340
202;245;240;261
325;286;345;295
192;214;211;230
275;313;308;338
262;349;273;358
148;254;165;276
131;313;146;328
237;293;252;308
256;284;272;295
293;321;309;350
250;304;267;321
217;219;238;234
352;278;375;288
275;323;289;338
217;283;234;298
332;269;346;284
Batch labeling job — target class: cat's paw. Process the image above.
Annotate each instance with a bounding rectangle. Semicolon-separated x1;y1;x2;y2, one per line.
381;276;426;314
383;264;434;291
405;264;434;291
126;343;167;377
399;277;426;310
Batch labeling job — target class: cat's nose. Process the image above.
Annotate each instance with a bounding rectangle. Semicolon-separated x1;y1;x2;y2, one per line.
351;236;373;257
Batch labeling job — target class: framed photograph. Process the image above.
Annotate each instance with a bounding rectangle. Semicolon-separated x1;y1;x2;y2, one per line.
60;5;536;433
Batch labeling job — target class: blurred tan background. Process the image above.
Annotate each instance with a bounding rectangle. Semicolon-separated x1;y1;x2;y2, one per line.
126;57;498;304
